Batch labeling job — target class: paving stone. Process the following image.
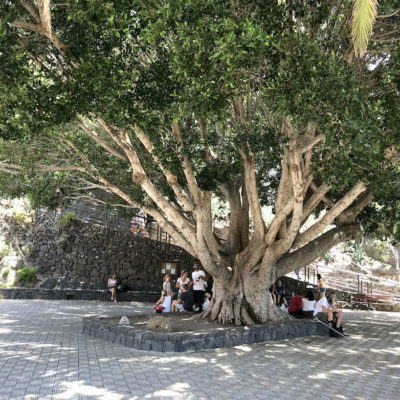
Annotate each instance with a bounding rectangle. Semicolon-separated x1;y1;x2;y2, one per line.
0;300;399;400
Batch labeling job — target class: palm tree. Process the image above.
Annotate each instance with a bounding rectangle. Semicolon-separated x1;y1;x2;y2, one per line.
352;0;378;57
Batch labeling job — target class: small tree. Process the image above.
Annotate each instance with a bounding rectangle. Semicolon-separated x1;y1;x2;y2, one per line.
0;1;399;324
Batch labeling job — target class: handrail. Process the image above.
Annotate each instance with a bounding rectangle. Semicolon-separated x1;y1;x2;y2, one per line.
292;262;400;302
312;262;400;287
66;203;174;245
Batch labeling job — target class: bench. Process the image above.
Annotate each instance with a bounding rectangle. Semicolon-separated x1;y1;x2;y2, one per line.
351;293;394;309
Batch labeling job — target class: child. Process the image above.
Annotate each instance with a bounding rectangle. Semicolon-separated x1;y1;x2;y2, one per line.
162;290;173;313
154;290;166;313
163;274;171;292
202;292;211;311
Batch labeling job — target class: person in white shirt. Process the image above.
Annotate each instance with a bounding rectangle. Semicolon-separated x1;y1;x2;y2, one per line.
313;295;329;317
192;263;207;307
176;270;191;299
162;290;173;313
302;291;316;316
314;292;343;331
202;292;211;311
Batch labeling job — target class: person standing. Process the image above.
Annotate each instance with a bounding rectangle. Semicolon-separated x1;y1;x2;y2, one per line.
317;274;326;297
192;263;207;307
163;274;171;293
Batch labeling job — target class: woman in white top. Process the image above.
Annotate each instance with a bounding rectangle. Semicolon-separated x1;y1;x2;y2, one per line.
176;270;191;299
107;274;118;302
301;291;316;316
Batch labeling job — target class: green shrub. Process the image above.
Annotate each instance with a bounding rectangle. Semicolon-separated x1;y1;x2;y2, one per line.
324;251;333;262
21;243;34;257
58;211;77;230
1;268;10;278
12;206;32;225
16;266;38;287
351;242;367;264
0;244;10;258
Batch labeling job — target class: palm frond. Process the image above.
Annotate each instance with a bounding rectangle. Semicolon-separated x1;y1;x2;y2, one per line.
352;0;378;57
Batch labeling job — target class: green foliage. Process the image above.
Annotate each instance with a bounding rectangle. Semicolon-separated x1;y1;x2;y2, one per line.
0;244;10;258
1;268;10;278
21;244;34;257
0;0;399;241
324;251;333;263
16;266;38;287
12;206;32;225
58;212;77;230
342;241;368;264
375;240;389;263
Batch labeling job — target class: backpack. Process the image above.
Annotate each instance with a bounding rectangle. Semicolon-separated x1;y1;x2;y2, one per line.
288;295;303;313
155;304;164;313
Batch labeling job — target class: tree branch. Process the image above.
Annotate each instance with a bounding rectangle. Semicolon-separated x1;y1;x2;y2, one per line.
76;116;128;162
301;183;330;224
293;181;366;249
12;19;43;33
132;124;195;211
277;224;361;276
18;0;40;22
37;0;51;36
171;122;201;204
239;147;265;238
299;134;325;154
337;192;374;225
376;8;400;19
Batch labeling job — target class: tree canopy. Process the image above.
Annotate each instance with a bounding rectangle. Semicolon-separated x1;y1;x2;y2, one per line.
0;0;399;324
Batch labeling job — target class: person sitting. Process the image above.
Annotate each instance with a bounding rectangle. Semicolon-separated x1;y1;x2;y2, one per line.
276;279;288;307
313;292;329;319
301;290;316;316
154;290;167;313
269;284;277;305
107;274;118;303
176;270;191;300
171;284;194;312
202;292;211;311
162;290;173;313
314;292;344;334
288;294;303;314
326;293;344;335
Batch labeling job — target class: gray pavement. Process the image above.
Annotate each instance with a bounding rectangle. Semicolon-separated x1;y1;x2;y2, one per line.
0;300;399;400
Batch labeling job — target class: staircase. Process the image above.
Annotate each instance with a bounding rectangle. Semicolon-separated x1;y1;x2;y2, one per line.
288;262;400;305
65;200;174;244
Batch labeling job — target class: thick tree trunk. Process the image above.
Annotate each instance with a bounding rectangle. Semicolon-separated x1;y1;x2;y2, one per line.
202;261;290;325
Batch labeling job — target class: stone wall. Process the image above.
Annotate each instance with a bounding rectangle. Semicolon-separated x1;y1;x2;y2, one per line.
6;213;197;291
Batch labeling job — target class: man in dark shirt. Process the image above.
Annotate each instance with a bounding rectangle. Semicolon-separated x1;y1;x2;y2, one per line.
171;284;193;312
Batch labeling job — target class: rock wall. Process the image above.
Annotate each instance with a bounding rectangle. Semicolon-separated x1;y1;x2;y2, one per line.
6;212;197;291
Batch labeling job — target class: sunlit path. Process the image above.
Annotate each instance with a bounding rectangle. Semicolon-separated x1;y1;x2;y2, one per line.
0;300;399;400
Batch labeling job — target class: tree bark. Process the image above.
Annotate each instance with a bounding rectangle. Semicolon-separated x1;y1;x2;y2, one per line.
202;259;290;325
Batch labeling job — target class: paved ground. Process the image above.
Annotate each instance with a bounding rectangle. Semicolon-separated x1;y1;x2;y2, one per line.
0;300;399;400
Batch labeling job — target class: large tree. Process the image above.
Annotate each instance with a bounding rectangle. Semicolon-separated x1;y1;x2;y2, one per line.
0;1;399;324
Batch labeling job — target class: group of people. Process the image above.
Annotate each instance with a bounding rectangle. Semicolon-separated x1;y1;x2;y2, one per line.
154;263;212;313
285;274;344;336
130;209;151;237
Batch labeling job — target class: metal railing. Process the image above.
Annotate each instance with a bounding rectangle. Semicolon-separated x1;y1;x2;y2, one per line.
66;201;174;245
291;262;400;302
